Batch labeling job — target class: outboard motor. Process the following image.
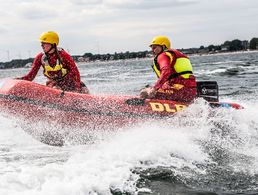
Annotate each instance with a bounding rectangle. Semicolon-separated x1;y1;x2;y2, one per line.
197;81;219;102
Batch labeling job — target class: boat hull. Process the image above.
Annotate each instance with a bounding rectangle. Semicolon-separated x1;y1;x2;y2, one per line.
0;79;191;126
0;78;243;145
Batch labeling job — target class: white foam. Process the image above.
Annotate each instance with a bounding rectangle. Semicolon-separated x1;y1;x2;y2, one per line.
1;94;258;194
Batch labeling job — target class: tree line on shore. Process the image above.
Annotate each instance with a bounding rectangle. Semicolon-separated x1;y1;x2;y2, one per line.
1;37;258;69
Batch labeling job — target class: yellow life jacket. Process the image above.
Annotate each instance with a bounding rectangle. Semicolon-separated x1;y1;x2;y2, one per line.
41;52;68;79
152;49;193;79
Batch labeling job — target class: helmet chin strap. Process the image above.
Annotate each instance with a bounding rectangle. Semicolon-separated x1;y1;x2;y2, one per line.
156;46;165;56
162;45;168;51
44;44;59;66
45;44;56;55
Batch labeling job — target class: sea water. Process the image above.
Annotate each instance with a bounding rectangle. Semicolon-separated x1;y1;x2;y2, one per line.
0;51;258;194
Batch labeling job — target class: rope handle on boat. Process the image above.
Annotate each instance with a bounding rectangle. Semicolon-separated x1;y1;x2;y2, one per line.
125;97;146;106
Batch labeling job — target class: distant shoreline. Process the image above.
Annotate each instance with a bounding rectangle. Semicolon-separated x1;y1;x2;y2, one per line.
1;37;258;68
188;49;258;57
1;49;258;69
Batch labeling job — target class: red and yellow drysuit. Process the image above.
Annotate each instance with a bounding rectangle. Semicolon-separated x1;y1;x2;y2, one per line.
152;49;197;102
21;48;82;92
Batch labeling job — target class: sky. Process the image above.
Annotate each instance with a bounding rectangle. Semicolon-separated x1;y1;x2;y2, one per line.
0;0;258;62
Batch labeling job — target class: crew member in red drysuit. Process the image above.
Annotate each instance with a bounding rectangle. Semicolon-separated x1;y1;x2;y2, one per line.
140;36;196;102
18;31;89;93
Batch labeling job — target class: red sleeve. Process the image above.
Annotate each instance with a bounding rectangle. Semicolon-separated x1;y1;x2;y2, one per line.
60;50;81;90
153;52;173;90
21;53;43;81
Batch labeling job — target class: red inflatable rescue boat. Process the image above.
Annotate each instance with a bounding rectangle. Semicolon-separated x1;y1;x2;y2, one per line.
0;78;243;129
0;78;244;146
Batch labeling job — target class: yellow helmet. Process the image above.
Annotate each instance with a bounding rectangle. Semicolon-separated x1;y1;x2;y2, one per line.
39;31;59;45
150;36;171;49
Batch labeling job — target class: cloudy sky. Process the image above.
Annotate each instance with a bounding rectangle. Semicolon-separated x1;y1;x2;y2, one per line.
0;0;258;62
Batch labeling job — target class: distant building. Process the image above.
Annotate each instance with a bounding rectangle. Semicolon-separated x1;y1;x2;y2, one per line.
198;48;209;54
25;62;32;68
221;45;229;51
241;40;249;50
180;48;199;55
77;57;90;62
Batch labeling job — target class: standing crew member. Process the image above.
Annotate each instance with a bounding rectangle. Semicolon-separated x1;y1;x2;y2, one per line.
140;35;196;102
18;31;89;93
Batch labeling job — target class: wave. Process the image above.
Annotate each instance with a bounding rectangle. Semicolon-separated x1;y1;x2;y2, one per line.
1;99;258;194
